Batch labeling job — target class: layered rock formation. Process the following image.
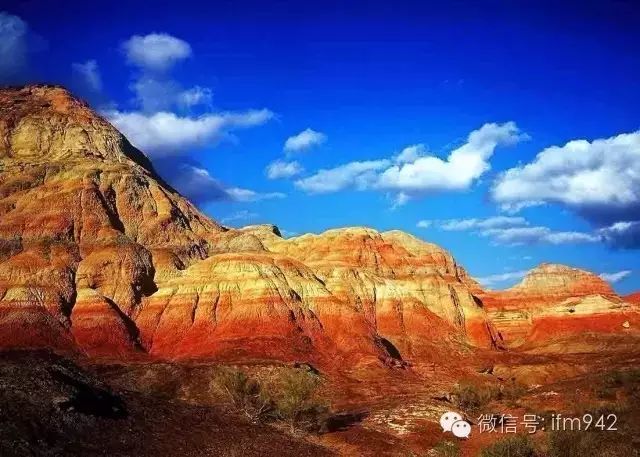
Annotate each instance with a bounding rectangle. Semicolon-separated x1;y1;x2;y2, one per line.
480;264;639;347
0;85;498;367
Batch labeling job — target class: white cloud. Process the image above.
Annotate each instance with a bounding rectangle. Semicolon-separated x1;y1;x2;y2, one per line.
392;192;411;208
284;128;327;153
481;226;599;246
128;76;213;112
475;270;528;287
169;164;228;203
177;85;213;109
168;165;283;204
105;109;274;157
72;59;102;92
294;159;391;194
221;210;258;224
122;33;191;72
226;187;285;202
266;160;304;179
598;220;640;249
294;122;526;201
439;216;528;231
395;144;426;164
0;12;28;80
599;270;632;283
378;122;527;194
416;220;432;228
492;130;640;249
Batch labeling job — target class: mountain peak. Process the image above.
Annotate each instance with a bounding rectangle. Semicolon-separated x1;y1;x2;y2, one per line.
512;263;614;296
0;84;155;173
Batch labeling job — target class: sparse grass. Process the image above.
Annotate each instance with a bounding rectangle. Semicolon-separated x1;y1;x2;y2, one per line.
214;367;329;432
268;369;329;433
453;380;527;411
480;435;538;457
547;429;637;457
214;367;274;423
599;368;640;400
432;440;460;457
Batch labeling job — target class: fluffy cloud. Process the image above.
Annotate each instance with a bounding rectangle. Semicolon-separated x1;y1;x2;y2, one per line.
481;226;599;245
475;270;528;287
492;130;640;248
0;12;29;81
599;270;632;283
105;109;274;157
266;160;304;179
295;122;526;200
395;144;426;164
416;220;432;228
122;33;191;72
226;187;285;202
284;128;327;153
72;60;102;92
295;160;391;194
130;76;213;112
378;122;527;194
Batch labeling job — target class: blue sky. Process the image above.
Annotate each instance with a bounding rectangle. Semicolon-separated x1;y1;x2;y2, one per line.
1;0;639;293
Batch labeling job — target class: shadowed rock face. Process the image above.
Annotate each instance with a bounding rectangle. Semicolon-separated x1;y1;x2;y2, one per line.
0;85;635;366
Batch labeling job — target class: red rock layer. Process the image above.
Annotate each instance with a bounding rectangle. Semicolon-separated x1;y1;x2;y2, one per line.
0;86;496;367
480;264;639;347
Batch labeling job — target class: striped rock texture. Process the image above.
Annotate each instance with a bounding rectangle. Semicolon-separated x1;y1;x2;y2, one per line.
0;85;636;367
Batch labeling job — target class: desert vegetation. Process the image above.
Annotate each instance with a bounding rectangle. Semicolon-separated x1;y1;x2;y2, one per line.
452;379;528;411
214;366;330;433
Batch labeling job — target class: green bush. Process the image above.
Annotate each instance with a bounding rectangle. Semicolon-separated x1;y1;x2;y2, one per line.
214;367;274;422
270;370;329;432
214;367;329;432
480;435;538;457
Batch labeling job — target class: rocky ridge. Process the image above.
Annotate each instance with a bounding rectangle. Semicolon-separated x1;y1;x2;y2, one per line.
0;85;637;367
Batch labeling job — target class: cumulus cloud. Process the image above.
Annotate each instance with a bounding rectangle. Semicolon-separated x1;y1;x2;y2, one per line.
284;128;327;153
475;270;528;287
395;144;426;164
481;226;599;246
295;159;391;194
266;160;304;179
416;220;432;228
492;130;640;248
129;76;213;112
72;59;102;92
0;12;29;81
599;270;632;283
295;122;526;201
378;122;527;194
105;109;274;157
122;33;191;72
